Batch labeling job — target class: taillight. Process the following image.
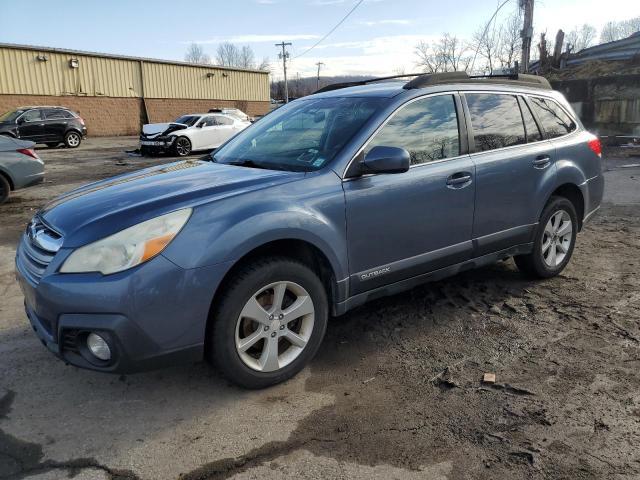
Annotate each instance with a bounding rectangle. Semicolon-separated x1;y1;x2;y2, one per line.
78;117;85;126
587;137;602;157
16;148;38;160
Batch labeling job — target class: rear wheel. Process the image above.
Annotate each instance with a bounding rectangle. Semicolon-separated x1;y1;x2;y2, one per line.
64;131;81;148
515;196;578;278
173;137;192;157
209;257;328;389
0;174;10;204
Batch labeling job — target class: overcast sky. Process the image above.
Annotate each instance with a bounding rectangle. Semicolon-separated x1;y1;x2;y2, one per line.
1;0;637;79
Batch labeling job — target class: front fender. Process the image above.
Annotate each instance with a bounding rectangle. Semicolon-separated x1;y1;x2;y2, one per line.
162;171;348;281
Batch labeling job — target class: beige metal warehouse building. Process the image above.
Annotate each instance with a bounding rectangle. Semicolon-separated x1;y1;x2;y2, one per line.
0;43;270;136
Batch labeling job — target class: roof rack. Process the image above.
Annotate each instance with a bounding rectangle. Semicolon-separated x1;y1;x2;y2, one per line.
403;71;551;90
314;73;422;94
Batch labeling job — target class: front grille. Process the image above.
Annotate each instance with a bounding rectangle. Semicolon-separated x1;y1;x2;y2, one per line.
16;217;62;285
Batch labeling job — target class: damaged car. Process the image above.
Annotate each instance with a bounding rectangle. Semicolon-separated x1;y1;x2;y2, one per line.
139;113;250;156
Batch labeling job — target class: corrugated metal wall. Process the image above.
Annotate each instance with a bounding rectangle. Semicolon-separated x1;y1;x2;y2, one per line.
0;46;269;101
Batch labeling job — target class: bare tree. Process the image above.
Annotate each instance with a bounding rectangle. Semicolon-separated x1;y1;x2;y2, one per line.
184;43;211;64
472;20;501;73
415;33;471;73
215;43;269;70
600;16;640;43
239;46;255;69
257;57;271;72
216;42;241;67
565;24;597;52
498;12;522;68
440;34;471;71
415;40;447;73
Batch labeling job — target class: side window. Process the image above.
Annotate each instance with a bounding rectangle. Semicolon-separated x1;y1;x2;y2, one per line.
466;93;525;152
62;110;75;119
365;95;460;166
43;109;67;120
21;110;43;122
528;97;577;139
214;115;234;126
518;97;542;142
201;116;216;127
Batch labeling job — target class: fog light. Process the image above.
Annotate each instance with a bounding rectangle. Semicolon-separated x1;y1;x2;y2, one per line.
87;333;111;361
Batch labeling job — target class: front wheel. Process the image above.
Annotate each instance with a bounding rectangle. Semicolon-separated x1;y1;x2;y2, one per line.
515;196;578;278
209;257;328;389
173;136;192;157
64;131;82;148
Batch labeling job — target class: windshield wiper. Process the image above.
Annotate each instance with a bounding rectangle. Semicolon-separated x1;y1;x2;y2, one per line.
225;159;274;170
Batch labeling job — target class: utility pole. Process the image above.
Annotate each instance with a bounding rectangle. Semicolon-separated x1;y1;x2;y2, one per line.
520;0;534;72
315;62;325;90
275;41;292;103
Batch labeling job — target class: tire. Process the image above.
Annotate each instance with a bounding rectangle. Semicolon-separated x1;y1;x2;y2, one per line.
0;174;10;204
64;131;82;148
46;142;59;148
173;136;192;157
514;196;578;278
209;257;328;389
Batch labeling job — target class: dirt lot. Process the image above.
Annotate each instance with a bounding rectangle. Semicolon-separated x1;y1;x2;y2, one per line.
1;138;639;480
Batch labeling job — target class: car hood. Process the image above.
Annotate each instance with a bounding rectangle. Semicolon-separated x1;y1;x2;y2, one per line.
39;160;303;247
142;122;188;136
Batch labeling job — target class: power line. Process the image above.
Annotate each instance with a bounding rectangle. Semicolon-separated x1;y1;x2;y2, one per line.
293;0;365;59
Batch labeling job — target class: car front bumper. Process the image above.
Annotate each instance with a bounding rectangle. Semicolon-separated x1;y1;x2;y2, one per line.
15;234;232;373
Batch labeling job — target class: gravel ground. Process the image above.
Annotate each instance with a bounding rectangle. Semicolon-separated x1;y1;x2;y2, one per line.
1;137;639;480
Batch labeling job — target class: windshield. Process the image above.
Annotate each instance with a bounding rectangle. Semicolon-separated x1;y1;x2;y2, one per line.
0;110;24;122
212;97;384;172
173;115;200;127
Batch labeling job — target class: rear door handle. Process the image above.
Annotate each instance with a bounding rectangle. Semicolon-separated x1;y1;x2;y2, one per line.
446;171;473;188
532;155;551;168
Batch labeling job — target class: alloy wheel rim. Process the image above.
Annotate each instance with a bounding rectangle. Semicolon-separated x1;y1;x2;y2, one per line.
542;209;573;268
176;139;190;155
67;133;80;146
235;281;315;372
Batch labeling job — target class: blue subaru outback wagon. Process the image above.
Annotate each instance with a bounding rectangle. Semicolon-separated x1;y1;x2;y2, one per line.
16;72;604;388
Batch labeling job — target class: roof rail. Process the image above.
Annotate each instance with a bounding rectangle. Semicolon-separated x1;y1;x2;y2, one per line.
403;71;552;90
314;73;422;94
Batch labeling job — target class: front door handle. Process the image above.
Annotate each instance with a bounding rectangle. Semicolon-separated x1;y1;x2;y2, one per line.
446;172;473;189
532;155;551;168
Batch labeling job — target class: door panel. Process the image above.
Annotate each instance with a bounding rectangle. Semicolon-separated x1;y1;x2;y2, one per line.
188;116;214;150
342;92;475;295
17;110;45;141
464;93;556;255
42;109;69;141
344;157;476;294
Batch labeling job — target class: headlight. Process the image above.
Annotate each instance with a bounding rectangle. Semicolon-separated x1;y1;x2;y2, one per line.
60;208;192;275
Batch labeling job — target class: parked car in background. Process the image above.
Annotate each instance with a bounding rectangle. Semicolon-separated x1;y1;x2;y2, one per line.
16;72;603;389
0;135;44;204
140;113;250;156
0;107;87;148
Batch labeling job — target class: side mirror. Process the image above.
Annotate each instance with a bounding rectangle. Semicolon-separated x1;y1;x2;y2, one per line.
197;122;204;128
361;146;410;174
16;117;25;125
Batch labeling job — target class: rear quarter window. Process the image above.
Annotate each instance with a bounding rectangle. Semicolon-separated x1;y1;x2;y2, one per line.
528;97;577;139
466;93;526;152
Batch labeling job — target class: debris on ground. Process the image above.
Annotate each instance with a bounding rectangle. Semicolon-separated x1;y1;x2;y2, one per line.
483;373;496;384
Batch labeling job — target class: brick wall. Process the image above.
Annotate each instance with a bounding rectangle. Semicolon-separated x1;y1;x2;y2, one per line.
144;99;269;123
0;95;270;136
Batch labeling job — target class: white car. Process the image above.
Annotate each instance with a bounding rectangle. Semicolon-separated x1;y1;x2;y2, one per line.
139;113;250;157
